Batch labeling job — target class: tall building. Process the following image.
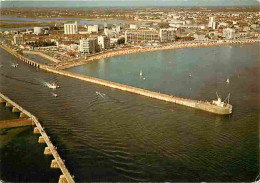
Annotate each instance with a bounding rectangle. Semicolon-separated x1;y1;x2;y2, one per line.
159;29;176;42
87;25;99;34
223;28;235;39
79;38;98;54
125;30;159;43
208;16;217;29
98;36;110;50
64;22;78;34
34;27;43;35
13;34;24;45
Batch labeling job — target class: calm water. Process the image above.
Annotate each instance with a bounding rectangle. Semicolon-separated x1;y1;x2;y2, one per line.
0;43;259;182
0;16;132;31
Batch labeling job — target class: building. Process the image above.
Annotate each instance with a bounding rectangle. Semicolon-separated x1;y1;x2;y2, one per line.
87;25;99;34
159;29;176;42
208;16;217;29
34;27;43;35
64;22;78;34
13;34;24;45
193;33;207;41
130;24;138;29
79;38;98;54
223;28;235;39
125;30;159;43
98;36;110;50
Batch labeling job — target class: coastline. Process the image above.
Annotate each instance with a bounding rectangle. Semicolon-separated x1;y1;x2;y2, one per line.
57;39;260;70
0;43;235;115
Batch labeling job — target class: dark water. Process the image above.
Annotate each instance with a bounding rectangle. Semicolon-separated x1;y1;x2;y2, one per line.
0;44;259;182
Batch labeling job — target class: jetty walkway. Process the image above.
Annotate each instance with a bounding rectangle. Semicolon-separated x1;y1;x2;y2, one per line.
0;93;75;183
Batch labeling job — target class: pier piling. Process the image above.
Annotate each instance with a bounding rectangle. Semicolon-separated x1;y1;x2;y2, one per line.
33;127;41;134
44;147;52;155
50;159;59;169
38;136;46;143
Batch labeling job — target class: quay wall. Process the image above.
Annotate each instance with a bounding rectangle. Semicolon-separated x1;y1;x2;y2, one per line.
23;50;61;63
0;93;75;183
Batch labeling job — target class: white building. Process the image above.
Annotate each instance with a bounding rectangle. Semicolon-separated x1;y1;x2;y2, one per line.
87;25;99;34
159;28;176;42
34;27;43;35
208;16;217;29
13;34;24;45
223;28;235;39
130;24;138;29
79;38;98;54
98;36;110;50
64;22;78;34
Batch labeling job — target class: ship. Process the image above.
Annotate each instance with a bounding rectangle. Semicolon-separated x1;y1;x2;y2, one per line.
46;82;60;89
195;93;232;114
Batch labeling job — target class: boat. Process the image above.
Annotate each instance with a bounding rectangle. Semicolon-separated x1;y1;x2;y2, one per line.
51;92;58;97
46;82;59;89
11;63;18;68
195;93;232;115
142;77;146;80
140;70;143;76
226;78;230;83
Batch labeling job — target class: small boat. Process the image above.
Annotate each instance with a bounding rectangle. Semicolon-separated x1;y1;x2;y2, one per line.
46;82;59;89
140;70;143;76
189;73;192;77
142;77;146;80
51;92;58;97
11;63;18;68
226;78;230;83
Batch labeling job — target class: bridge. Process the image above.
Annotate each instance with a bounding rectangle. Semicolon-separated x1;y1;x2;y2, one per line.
0;93;75;183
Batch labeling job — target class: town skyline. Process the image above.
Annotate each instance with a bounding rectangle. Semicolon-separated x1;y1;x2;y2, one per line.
1;0;259;7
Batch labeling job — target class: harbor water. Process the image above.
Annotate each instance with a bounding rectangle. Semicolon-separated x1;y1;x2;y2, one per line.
0;43;259;181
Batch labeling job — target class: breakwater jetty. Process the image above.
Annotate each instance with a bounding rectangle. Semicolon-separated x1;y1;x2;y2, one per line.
0;92;75;183
0;44;233;114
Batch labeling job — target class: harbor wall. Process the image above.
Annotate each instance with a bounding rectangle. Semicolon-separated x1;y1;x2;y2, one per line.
0;42;241;114
23;50;61;63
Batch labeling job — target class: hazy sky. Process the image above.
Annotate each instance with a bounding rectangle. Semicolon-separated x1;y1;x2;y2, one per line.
1;0;259;7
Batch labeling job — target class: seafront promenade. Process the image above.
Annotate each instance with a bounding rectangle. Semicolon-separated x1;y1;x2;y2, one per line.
57;39;260;69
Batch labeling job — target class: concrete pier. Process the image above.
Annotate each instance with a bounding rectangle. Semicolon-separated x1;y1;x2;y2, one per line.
50;159;59;168
1;39;259;114
33;127;41;134
38;136;46;143
0;118;33;129
0;93;75;183
44;147;52;155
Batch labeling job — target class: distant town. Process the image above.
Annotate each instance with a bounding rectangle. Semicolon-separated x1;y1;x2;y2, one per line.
1;7;260;68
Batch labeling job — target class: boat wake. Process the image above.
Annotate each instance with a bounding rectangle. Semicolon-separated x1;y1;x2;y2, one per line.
96;91;106;99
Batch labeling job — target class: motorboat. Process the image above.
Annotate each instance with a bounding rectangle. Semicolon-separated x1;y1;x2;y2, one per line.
11;63;18;68
46;82;59;89
226;78;230;83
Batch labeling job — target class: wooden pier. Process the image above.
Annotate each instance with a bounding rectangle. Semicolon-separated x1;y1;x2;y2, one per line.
0;93;75;183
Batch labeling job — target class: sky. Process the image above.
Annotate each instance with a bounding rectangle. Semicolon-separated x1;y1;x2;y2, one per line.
1;0;259;8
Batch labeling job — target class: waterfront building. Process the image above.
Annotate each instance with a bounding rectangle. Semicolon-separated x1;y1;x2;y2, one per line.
79;38;98;54
223;28;235;39
98;36;110;50
64;22;78;34
130;24;138;29
125;30;159;43
87;25;99;34
34;27;43;35
159;28;176;42
194;33;207;41
208;16;217;29
13;34;24;45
